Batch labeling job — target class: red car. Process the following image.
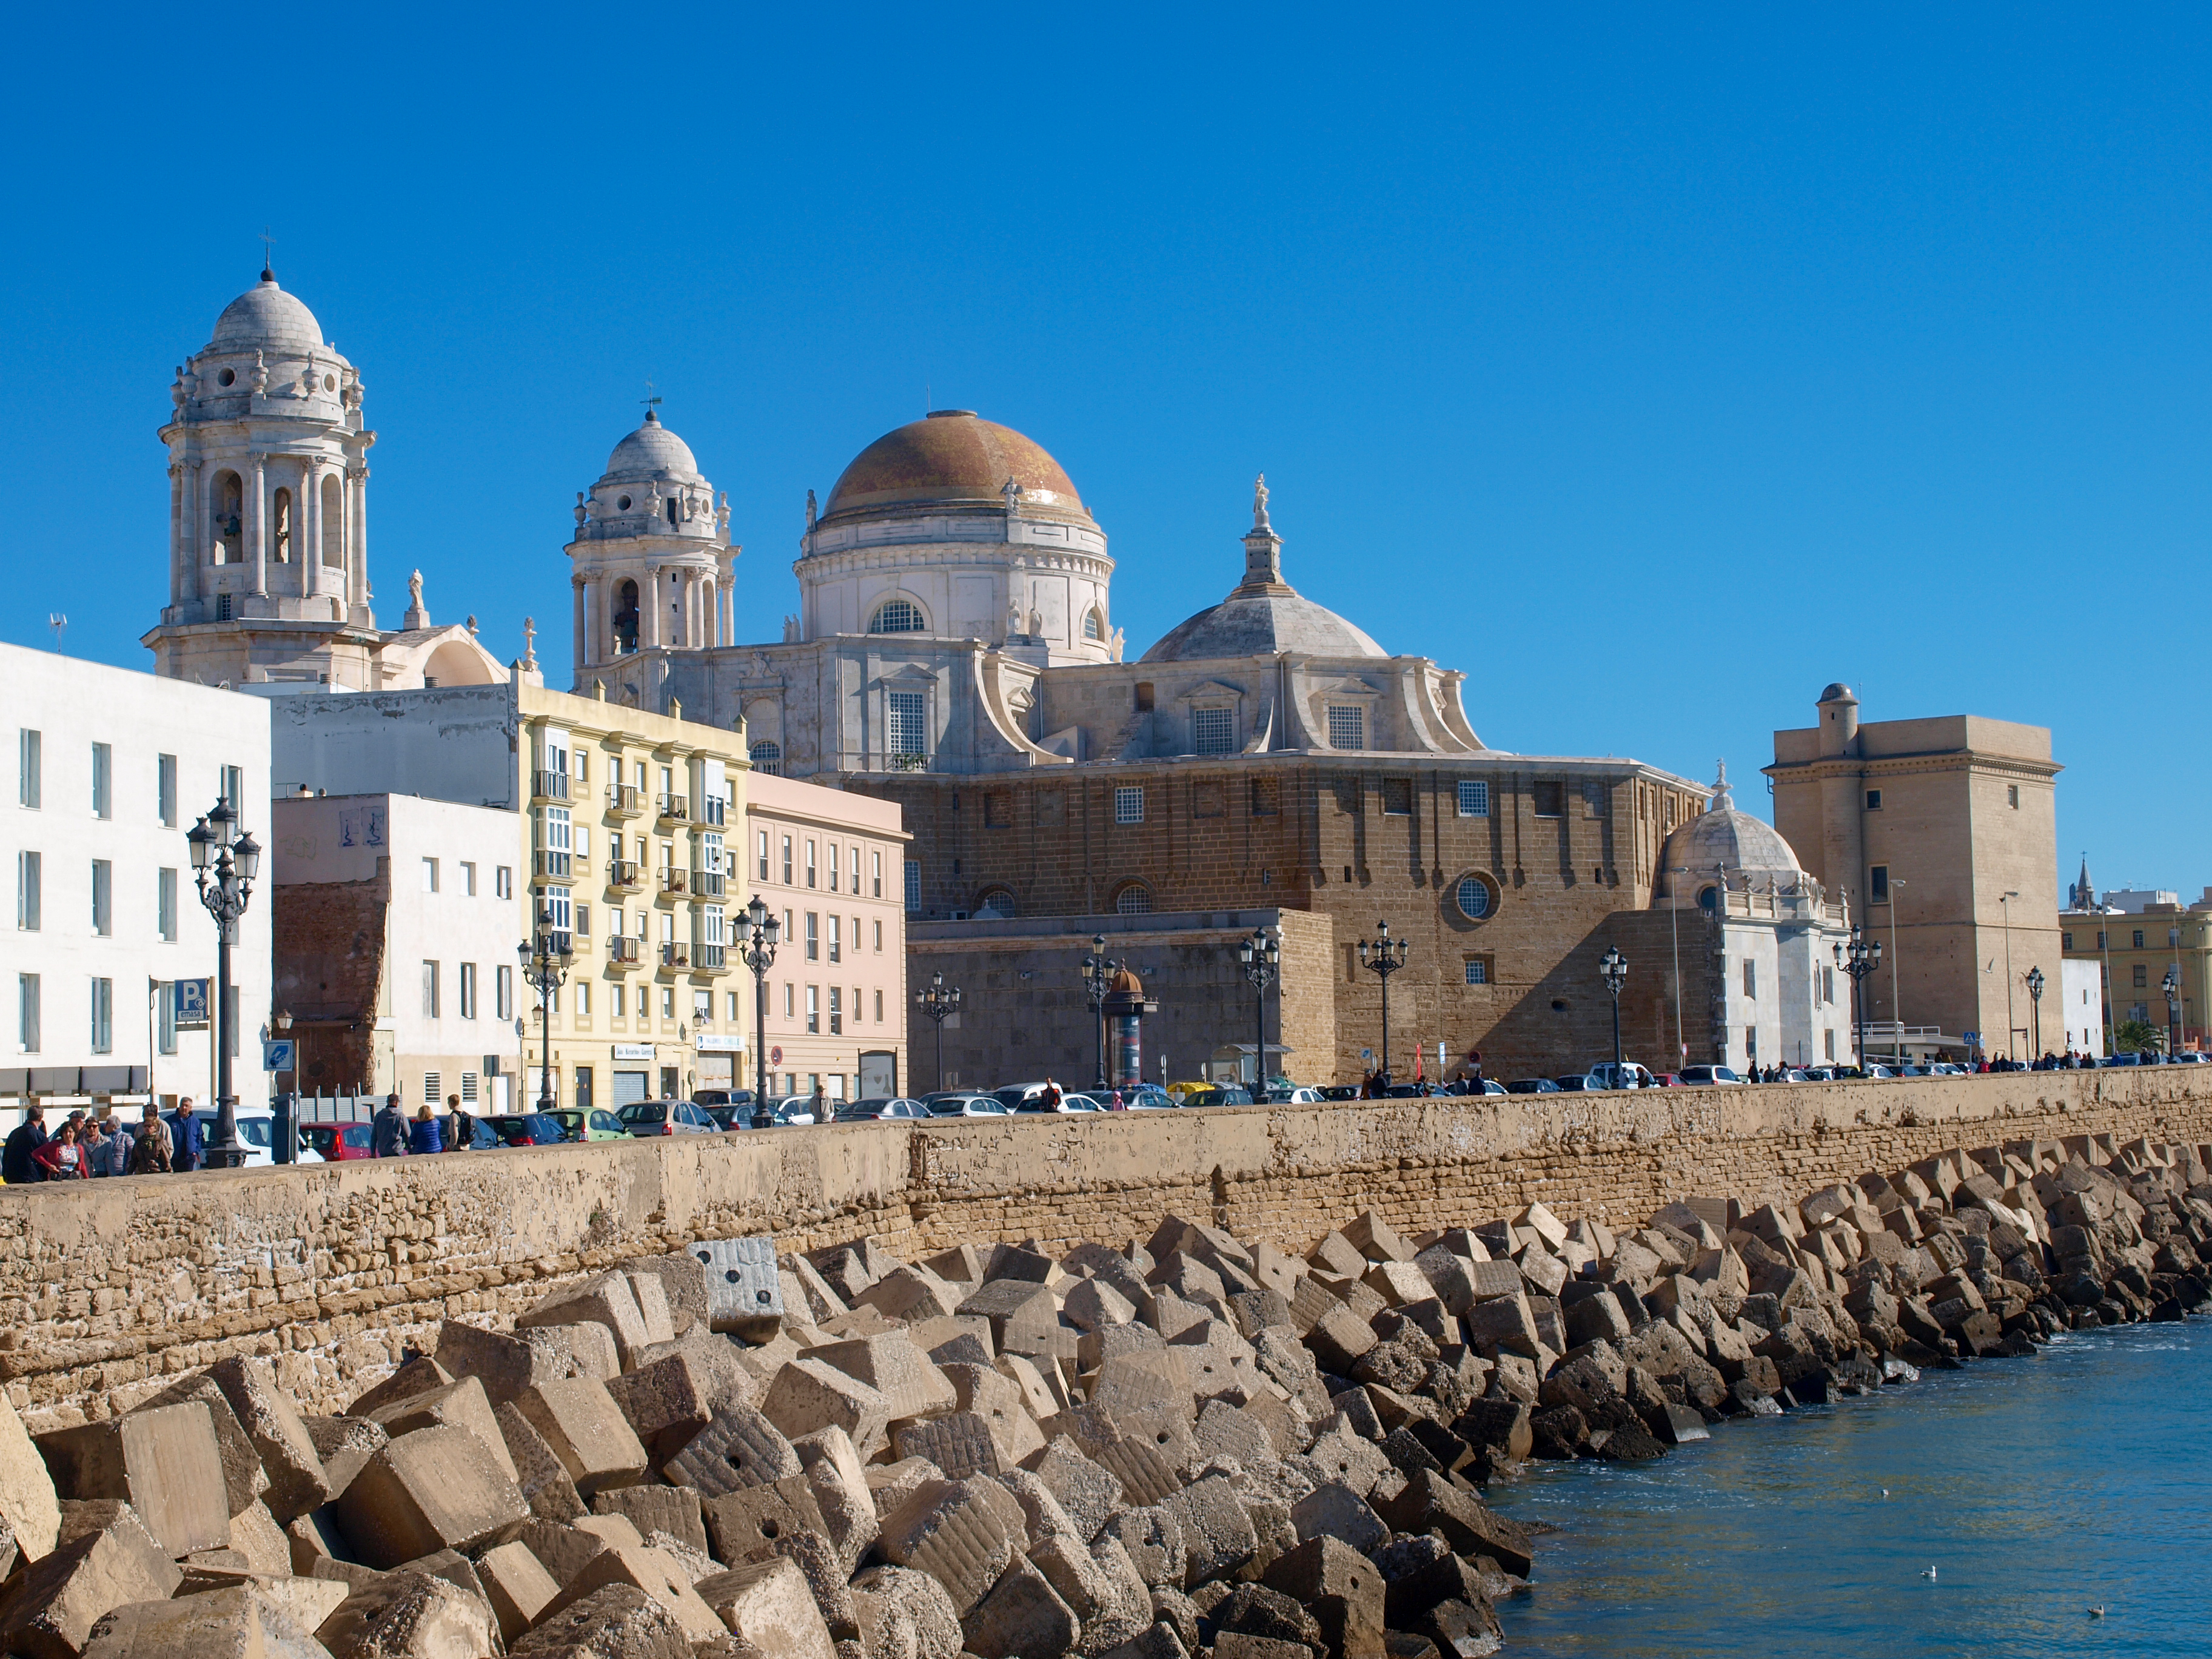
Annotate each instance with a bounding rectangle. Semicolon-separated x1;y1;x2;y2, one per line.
303;1122;375;1161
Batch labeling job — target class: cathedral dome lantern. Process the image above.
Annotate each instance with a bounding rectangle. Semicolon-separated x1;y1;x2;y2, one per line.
1657;763;1823;911
569;408;733;671
1142;478;1386;663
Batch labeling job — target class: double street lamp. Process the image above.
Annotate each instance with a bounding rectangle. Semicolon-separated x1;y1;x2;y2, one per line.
1599;945;1627;1081
2162;965;2181;1057
740;896;782;1127
1080;936;1121;1091
185;799;260;1169
517;900;572;1112
2025;965;2045;1057
1835;923;1882;1071
1236;927;1281;1095
915;971;960;1093
1355;921;1408;1086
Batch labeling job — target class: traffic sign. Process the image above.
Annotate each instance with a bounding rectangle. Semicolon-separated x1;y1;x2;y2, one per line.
263;1039;295;1072
770;1045;783;1067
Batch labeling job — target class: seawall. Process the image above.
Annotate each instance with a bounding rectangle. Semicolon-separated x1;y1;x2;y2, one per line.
5;1070;2208;1424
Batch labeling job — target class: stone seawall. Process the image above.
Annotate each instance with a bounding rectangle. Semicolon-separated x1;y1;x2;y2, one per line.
5;1070;2208;1424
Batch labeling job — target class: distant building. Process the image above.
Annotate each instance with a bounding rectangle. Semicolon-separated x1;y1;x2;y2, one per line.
2060;957;2106;1056
2061;901;2209;1053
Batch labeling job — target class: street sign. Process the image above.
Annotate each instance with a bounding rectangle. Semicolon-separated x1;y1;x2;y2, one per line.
174;979;210;1030
263;1039;295;1072
1361;1048;1373;1061
1962;1030;1979;1045
769;1045;783;1067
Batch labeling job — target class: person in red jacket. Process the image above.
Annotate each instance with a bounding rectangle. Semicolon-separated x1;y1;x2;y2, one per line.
32;1119;89;1180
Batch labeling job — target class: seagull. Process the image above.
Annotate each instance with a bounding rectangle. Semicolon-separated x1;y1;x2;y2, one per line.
2089;1607;2105;1618
1922;1567;1937;1580
1880;1488;1891;1498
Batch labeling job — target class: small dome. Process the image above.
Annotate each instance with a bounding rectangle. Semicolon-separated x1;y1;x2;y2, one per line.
821;411;1089;525
602;409;701;481
1658;764;1813;902
1109;965;1144;996
1818;682;1857;705
209;275;325;354
1143;592;1385;663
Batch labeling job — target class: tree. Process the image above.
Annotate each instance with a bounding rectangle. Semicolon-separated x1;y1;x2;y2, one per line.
2113;1018;2163;1054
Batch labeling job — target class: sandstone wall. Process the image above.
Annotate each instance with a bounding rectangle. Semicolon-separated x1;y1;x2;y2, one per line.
5;1070;2208;1427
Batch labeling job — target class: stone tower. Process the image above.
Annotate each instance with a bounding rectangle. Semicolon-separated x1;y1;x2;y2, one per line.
568;409;733;681
142;268;382;689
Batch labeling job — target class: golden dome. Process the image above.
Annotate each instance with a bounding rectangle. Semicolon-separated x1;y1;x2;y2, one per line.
820;411;1090;526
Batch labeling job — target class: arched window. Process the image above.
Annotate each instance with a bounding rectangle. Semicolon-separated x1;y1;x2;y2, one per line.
320;474;344;566
749;742;782;777
976;888;1017;919
1084;610;1103;642
871;598;925;634
1698;885;1718;913
1455;875;1493;921
613;580;640;654
1116;883;1153;915
272;488;293;563
212;472;243;564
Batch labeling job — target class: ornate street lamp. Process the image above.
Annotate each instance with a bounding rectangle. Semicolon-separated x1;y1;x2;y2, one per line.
2025;965;2045;1058
2162;965;2180;1057
915;971;960;1093
1355;921;1408;1087
1599;945;1627;1083
1834;923;1882;1073
187;799;260;1168
1081;936;1121;1091
516;897;572;1113
1236;927;1281;1097
740;896;782;1127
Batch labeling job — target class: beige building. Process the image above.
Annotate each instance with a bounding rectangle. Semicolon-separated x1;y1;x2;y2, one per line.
742;774;909;1102
2061;894;2212;1054
1767;684;2061;1061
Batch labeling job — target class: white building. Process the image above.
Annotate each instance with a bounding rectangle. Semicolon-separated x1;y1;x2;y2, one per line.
270;793;524;1111
0;642;273;1115
2062;957;2106;1056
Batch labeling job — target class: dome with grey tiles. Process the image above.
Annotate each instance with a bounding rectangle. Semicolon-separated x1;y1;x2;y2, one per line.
1142;480;1386;663
602;409;702;482
209;274;325;353
1658;763;1814;900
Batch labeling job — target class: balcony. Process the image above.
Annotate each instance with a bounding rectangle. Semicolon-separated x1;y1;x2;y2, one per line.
531;769;571;802
659;866;689;896
691;868;726;899
532;851;573;881
606;783;644;817
608;860;642;893
608;936;640;964
656;793;690;825
659;942;692;971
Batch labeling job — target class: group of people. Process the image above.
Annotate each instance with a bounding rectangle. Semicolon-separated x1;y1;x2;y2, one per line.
367;1093;480;1156
1;1099;201;1181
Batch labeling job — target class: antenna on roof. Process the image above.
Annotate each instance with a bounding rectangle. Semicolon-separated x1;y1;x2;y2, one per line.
258;227;276;282
48;614;66;651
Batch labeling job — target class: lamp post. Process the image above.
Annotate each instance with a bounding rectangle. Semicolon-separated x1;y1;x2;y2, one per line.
1080;936;1119;1091
186;799;261;1169
1884;876;1906;1064
1999;889;2020;1060
1834;923;1882;1072
740;896;782;1127
272;1007;294;1164
2171;927;2187;1051
516;899;571;1113
1355;921;1409;1085
1236;927;1281;1095
2025;965;2045;1058
1599;945;1627;1082
915;971;960;1093
2162;965;2180;1058
1667;866;1688;1067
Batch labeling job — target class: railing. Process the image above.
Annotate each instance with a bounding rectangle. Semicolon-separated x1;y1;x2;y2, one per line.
606;784;643;816
660;866;689;896
531;770;570;801
660;942;691;970
694;943;727;970
608;860;642;891
657;794;690;823
608;936;640;964
691;868;726;898
533;851;572;879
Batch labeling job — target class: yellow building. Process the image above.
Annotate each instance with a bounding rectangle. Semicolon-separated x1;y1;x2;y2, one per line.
2060;900;2212;1053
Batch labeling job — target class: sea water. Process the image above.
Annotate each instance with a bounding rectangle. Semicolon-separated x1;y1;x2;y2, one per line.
1482;1319;2212;1656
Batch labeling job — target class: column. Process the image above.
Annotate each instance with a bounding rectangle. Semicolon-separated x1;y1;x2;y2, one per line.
301;460;320;602
645;567;662;649
352;468;370;612
167;465;183;605
251;455;267;595
572;577;587;672
708;575;720;647
183;459;201;602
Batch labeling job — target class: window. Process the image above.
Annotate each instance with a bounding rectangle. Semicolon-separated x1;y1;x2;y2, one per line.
2133;964;2148;988
1822;965;1835;1004
757;831;770;880
611;984;626;1017
158;868;176;941
888;691;928;759
496;964;514;1021
1532;782;1564;818
16;974;36;1053
91;860;111;936
2063;932;2073;951
1114;786;1144;824
827;842;839;891
1865;789;1883;811
1327;706;1365;751
873;919;883;952
1869;865;1889;904
1085;610;1103;642
422;857;438;893
575;904;590;937
2134;930;2146;949
751;742;782;777
1193;708;1235;754
2131;1002;2149;1024
158;983;175;1054
828;914;842;962
1455;875;1492;920
804;913;819;960
1458;780;1490;817
780;835;794;883
783;983;795;1018
1116;884;1153;914
1464;959;1489;986
537;807;571;876
1825;1030;1836;1062
1743;960;1757;998
90;743;111;819
1381;779;1412;817
875;988;884;1022
2097;931;2106;950
872;850;882;897
905;859;920;913
89;978;111;1054
2008;785;2020;808
18;730;40;809
16;851;39;931
460;962;478;1019
423;1071;441;1105
871;598;925;634
574;982;590;1016
495;865;514;900
157;754;176;827
726;991;740;1021
830;986;843;1036
221;765;244;818
806;985;820;1033
460;861;477;896
975;890;1015;919
461;1072;479;1103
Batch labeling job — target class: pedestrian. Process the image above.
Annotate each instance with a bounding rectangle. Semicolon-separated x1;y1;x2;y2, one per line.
1467;1050;1484;1094
88;1116;130;1177
167;1096;204;1173
32;1120;89;1181
130;1105;173;1174
443;1093;475;1151
409;1104;443;1155
2;1106;48;1184
370;1093;411;1158
1042;1078;1062;1110
810;1081;829;1121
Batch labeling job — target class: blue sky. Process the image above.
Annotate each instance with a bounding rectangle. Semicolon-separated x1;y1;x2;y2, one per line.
2;5;2204;893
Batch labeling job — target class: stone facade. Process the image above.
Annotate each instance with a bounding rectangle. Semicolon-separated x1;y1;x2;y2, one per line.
4;1070;2207;1427
2063;899;2212;1051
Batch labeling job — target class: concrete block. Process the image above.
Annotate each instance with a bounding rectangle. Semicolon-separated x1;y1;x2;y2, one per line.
661;1404;802;1498
519;1276;655;1371
694;1558;835;1659
368;1375;518;1484
495;1400;589;1523
205;1358;330;1526
135;1374;266;1521
224;1500;292;1578
962;1555;1077;1659
894;1413;1002;1480
854;1265;963;1325
509;1582;692;1659
302;1417;389;1503
1263;1535;1383;1659
1100;1508;1184;1592
1302;1307;1376;1376
477;1539;561;1643
77;1583;327;1659
521;1520;617;1589
847;1564;965;1659
344;1359;455;1420
1093;1438;1182;1510
540;1546;725;1644
437;1321;617;1408
315;1569;503;1659
958;1282;1070;1359
938;1367;1045;1470
689;1241;785;1341
805;1336;955;1426
516;1380;651;1498
622;1253;712;1336
1161;1476;1254;1586
759;1361;893;1460
0;1507;182;1659
333;1423;530;1569
592;1487;707;1559
36;1403;232;1558
606;1354;717;1464
1287;1485;1385;1556
0;1389;59;1566
700;1476;826;1568
1021;1437;1123;1544
876;1478;1017;1616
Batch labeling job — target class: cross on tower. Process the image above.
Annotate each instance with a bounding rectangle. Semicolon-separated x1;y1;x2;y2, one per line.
642;379;662;411
259;227;276;280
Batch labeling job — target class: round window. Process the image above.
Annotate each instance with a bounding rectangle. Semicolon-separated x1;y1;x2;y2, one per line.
1455;875;1493;921
323;372;337;390
617;495;632;511
217;367;236;387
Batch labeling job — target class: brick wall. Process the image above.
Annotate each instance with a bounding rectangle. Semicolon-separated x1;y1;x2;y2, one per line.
272;872;389;1096
6;1068;2205;1427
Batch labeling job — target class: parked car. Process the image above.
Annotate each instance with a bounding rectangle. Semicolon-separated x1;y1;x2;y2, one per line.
490;1113;572;1147
1011;1091;1104;1114
1181;1086;1253;1108
552;1108;631;1141
191;1109;323;1165
691;1088;751;1107
833;1098;931;1121
1678;1065;1743;1086
1552;1075;1595;1092
303;1121;374;1161
764;1096;820;1125
1506;1078;1560;1094
1259;1086;1326;1104
1317;1085;1364;1101
446;1117;501;1149
1118;1085;1179;1110
1584;1064;1644;1090
922;1093;1011;1116
616;1100;719;1137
